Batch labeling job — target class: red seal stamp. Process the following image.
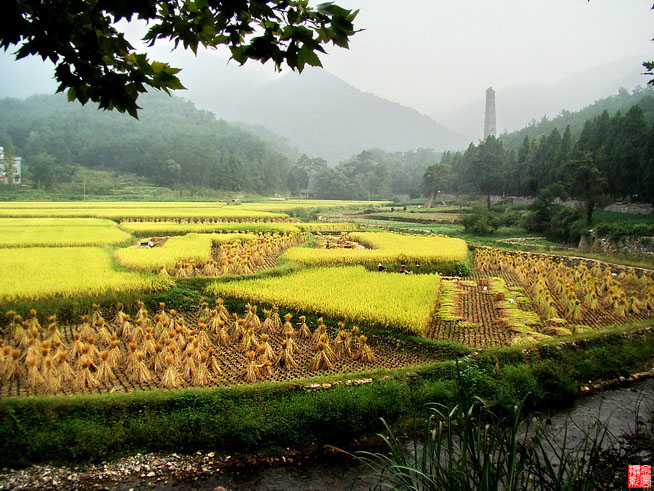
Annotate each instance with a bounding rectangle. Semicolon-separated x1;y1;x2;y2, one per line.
629;465;651;488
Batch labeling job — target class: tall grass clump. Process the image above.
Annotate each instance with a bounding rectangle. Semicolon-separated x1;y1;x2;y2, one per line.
358;396;610;490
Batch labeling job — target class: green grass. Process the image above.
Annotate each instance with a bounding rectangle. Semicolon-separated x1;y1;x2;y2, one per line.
368;212;461;223
593;210;654;225
0;166;228;201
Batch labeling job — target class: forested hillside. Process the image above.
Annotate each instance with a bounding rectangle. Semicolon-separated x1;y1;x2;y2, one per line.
439;100;654;202
3;86;654;203
500;86;654;149
0;93;292;193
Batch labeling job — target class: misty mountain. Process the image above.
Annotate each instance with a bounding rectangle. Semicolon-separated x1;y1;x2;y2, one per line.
193;68;468;162
438;56;649;142
2;51;467;162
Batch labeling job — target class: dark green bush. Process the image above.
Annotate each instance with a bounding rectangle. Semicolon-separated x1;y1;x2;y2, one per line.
530;360;578;408
548;205;586;244
594;223;654;242
460;207;500;235
0;379;410;467
499;207;526;227
494;364;541;410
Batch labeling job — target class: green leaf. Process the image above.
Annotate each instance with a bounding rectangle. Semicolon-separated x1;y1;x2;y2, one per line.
299;44;322;68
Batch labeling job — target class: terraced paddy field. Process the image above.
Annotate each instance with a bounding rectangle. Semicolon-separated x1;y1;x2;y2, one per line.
0;303;436;398
0;201;654;395
283;231;469;273
368;212;461;223
1;201;653;467
0;206;289;221
425;248;654;347
0;218;132;247
0;247;172;303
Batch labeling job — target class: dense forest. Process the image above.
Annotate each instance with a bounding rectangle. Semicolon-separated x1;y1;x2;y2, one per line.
0;93;292;193
437;89;654;203
499;86;654;148
0;92;440;198
295;148;441;200
2;86;654;202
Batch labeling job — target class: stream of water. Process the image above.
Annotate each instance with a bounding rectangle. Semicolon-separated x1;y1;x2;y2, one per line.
113;378;653;490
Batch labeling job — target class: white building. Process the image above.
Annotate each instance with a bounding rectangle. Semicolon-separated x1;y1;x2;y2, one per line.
12;157;22;184
0;146;23;184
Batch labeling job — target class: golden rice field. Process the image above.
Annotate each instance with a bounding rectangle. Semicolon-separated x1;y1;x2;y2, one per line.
283;231;468;269
0;302;434;397
117;221;358;236
118;221;303;235
236;199;389;211
0;200;384;220
0;218;131;247
0;206;287;221
114;233;257;271
0;201;227;209
208;265;441;334
0;247;172;302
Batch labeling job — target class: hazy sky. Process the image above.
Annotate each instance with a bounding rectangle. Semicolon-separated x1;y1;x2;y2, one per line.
1;0;652;120
132;0;654;116
314;0;652;115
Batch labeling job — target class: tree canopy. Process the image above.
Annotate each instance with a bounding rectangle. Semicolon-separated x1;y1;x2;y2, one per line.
1;1;358;117
422;162;452;208
0;92;292;193
438;97;654;204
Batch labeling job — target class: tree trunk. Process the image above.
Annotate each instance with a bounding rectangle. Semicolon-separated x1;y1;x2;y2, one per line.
486;194;491;209
423;191;435;209
587;201;594;226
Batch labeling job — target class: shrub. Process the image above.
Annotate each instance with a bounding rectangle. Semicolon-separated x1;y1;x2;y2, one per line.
460;207;500;235
530;360;577;408
494;364;540;410
499;208;526;227
548;205;586;244
594;223;654;242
